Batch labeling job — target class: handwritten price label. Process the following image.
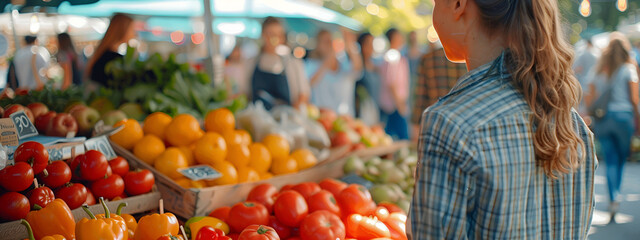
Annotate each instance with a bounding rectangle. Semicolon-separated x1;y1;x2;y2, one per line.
84;135;117;160
179;165;221;181
10;111;38;140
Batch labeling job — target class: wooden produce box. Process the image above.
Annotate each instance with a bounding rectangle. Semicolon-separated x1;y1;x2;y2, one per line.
0;191;161;240
113;140;411;219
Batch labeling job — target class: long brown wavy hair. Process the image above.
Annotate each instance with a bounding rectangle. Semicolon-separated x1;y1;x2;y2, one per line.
85;13;133;77
476;0;585;178
596;32;633;79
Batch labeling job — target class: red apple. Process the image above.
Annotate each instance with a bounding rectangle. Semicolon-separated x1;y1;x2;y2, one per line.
35;111;57;133
27;103;49;119
15;88;29;96
4;104;35;123
46;113;78;137
71;106;100;135
371;125;385;136
0;88;15;100
318;118;333;133
319;108;337;123
331;131;351;147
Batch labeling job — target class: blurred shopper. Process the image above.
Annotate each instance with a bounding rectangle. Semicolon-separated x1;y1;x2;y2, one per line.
57;33;84;89
13;35;50;90
86;13;135;87
245;17;309;110
355;32;381;123
306;29;362;116
410;0;595;239
224;45;246;97
573;38;600;114
586;32;639;222
410;42;466;140
379;28;409;140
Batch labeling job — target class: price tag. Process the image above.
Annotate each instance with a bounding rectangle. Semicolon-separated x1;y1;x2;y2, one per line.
179;165;221;181
84;135;117;160
10;111;38;140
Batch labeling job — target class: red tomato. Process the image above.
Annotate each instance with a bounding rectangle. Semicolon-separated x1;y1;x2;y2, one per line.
14;141;49;174
247;183;278;213
28;185;54;209
109;156;130;177
274;190;308;227
55;183;87;210
197;226;222;240
268;216;291;239
336;184;375;215
0;162;34;192
280;184;294;192
345;214;390;239
377;202;405;214
318;179;347;197
84;189;96;206
73;150;109;181
299;210;345;240
124;169;155;196
228;201;270;233
383;213;408;240
238;225;279;240
291;183;321;200
209;206;231;222
307;190;340;216
374;206;390;222
91;174;125;200
0;192;30;221
287;238;301;240
227;233;240;240
39;161;72;188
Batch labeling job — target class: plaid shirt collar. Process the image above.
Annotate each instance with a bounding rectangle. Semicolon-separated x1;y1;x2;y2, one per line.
443;51;513;103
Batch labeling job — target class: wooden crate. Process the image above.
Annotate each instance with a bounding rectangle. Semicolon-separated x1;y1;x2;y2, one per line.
113;140;411;219
0;191;161;240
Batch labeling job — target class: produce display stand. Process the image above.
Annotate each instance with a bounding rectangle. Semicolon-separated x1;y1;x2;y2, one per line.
0;191;161;239
113;139;411;219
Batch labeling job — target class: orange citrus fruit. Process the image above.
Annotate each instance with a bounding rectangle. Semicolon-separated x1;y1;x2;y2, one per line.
154;147;188;180
175;178;191;189
194;132;228;165
190;180;207;188
236;130;252;145
177;146;196;166
270;156;297;175
207;161;238;186
222;130;243;146
110;119;144;150
248;143;272;173
259;172;273;180
290;149;318;171
165;114;204;147
237;167;261;183
133;135;166;165
205;108;236;134
227;144;250;168
262;134;290;161
143;112;172;140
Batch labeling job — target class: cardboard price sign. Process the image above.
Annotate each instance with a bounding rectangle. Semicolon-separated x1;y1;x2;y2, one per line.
179;165;222;181
84;135;117;160
10;111;38;140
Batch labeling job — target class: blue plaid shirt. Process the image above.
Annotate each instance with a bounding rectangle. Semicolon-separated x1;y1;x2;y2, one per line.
410;52;597;239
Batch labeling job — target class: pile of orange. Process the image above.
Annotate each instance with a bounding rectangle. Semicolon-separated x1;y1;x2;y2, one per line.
110;108;318;189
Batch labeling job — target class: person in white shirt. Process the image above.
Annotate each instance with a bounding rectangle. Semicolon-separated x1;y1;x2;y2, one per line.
13;36;50;90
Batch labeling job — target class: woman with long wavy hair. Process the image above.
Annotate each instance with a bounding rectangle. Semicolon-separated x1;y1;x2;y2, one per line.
85;13;135;87
586;33;639;222
410;0;596;239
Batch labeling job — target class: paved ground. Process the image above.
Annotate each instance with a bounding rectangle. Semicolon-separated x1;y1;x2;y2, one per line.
588;162;640;239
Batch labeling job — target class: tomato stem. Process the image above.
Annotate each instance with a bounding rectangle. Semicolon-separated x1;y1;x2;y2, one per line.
257;225;269;235
116;202;128;215
99;197;110;218
82;205;96;219
21;219;35;240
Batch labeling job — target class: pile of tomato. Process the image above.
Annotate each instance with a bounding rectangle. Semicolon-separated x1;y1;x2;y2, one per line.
209;179;408;240
0;141;155;222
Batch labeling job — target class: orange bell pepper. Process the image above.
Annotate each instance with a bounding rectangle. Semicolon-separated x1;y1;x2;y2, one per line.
21;219;66;240
115;202;138;239
76;198;128;240
133;212;180;240
25;199;75;240
157;234;185;240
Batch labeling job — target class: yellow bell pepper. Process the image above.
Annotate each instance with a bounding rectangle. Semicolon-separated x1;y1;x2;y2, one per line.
21;220;66;240
133;212;179;240
76;198;128;240
184;216;229;240
116;203;138;239
25;199;75;240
